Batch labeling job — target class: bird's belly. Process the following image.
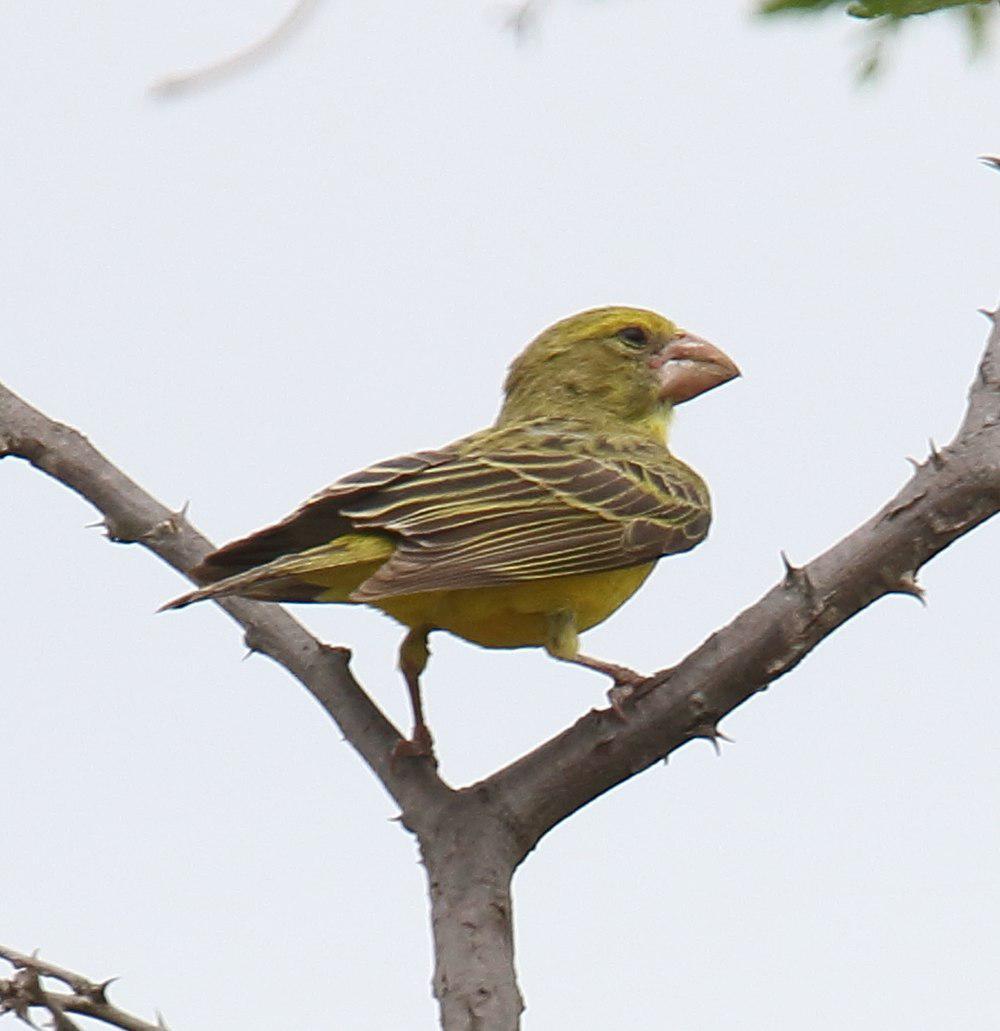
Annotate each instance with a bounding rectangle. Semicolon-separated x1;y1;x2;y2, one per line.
375;563;655;649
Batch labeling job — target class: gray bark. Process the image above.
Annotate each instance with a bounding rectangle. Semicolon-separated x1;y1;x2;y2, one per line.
407;791;526;1029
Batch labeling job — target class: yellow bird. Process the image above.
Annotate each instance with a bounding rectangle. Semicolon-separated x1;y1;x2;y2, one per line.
163;307;739;757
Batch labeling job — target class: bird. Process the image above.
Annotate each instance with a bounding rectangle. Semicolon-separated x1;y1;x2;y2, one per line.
162;307;739;758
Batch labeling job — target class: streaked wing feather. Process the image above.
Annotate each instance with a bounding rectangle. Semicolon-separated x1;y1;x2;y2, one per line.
348;450;710;600
195;433;711;598
193;448;453;579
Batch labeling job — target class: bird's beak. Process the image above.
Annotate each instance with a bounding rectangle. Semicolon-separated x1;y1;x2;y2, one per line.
652;332;741;406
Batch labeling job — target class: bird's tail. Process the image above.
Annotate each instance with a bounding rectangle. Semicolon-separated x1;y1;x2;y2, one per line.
158;560;304;610
159;532;396;611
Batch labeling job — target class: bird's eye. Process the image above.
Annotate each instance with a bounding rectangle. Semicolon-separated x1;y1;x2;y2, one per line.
618;326;648;348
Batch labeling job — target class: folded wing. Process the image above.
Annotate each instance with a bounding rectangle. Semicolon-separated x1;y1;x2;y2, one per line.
192;441;711;600
191;449;453;581
344;447;710;599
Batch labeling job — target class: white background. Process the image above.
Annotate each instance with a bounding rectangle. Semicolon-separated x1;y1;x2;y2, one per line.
2;2;999;1028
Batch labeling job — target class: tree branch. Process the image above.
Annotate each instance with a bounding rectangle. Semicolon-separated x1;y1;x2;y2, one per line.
0;383;449;817
483;310;1000;854
0;946;165;1030
4;308;998;1031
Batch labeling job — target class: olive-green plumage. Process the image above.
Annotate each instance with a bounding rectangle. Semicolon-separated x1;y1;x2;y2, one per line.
164;306;738;756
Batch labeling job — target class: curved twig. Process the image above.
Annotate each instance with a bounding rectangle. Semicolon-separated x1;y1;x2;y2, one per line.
150;0;320;96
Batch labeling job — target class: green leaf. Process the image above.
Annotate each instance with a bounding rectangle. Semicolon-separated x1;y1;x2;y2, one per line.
758;0;993;16
758;0;844;12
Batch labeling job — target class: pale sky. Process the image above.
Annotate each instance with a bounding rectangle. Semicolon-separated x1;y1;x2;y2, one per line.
3;3;999;1029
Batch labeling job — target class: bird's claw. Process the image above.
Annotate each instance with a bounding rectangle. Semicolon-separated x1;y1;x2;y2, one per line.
605;664;677;719
605;667;648;719
390;723;437;767
607;682;636;720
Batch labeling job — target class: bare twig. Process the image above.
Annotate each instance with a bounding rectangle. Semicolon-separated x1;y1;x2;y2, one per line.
150;0;319;96
0;946;165;1031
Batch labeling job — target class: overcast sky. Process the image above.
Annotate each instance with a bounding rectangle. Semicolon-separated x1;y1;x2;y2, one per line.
3;3;999;1028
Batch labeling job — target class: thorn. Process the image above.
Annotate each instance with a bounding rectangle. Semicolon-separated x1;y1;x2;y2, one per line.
688;723;733;756
86;516;135;543
905;455;921;472
90;977;118;1003
320;643;352;662
780;550;797;578
164;501;191;534
241;649;256;662
890;572;927;605
14;1005;40;1029
139;506;188;542
978;155;1000;171
977;306;999;321
927;438;945;470
780;551;815;595
51;1009;84;1031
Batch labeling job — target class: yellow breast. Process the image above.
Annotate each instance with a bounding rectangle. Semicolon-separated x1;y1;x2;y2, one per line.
373;563;655;649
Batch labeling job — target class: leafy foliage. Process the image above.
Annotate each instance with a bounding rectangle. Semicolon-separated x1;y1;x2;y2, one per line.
757;0;995;76
759;0;992;16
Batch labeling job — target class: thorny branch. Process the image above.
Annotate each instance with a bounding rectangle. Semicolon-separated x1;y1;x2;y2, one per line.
2;308;998;1029
0;381;448;818
485;309;1000;845
487;320;1000;842
0;946;166;1030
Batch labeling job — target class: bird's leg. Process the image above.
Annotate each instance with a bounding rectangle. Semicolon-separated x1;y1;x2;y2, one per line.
575;654;647;720
545;611;647;717
567;652;647;688
392;626;436;761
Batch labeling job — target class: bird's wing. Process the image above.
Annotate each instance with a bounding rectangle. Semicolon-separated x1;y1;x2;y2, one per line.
192;449;454;580
344;447;711;600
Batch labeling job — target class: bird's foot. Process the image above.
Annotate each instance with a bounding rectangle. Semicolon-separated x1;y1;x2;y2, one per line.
563;650;656;718
606;664;677;719
602;666;647;721
390;722;437;766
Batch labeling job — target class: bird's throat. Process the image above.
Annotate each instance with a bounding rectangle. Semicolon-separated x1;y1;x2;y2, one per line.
497;393;674;446
640;401;674;444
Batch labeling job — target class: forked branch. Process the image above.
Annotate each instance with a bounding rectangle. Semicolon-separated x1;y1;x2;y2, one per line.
2;308;998;1030
0;946;165;1030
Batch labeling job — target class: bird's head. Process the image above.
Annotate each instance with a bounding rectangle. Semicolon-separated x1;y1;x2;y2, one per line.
499;306;740;436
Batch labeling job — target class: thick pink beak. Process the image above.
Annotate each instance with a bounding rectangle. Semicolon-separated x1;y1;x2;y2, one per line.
652;332;741;406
